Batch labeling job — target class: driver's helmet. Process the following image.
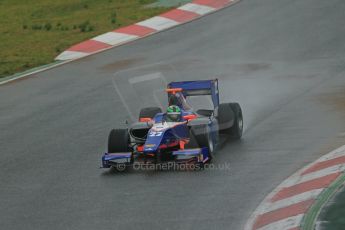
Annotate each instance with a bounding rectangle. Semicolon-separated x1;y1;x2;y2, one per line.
166;105;182;122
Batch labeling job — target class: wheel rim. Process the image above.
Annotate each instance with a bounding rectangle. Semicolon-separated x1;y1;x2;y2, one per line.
208;131;214;153
209;138;214;153
238;114;243;132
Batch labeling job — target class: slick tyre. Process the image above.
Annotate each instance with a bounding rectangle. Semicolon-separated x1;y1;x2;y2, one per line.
189;125;215;162
217;103;243;139
108;129;130;153
217;103;235;134
229;103;243;139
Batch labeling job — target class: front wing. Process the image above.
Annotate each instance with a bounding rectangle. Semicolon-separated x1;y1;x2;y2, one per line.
101;147;209;168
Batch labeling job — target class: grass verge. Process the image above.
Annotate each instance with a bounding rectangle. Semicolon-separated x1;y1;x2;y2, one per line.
0;0;171;78
314;179;345;229
302;174;345;230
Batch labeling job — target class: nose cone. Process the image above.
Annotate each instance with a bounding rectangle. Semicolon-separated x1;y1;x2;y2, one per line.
143;130;165;152
144;142;159;152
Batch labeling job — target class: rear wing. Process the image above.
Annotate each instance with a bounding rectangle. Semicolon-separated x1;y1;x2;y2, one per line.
167;79;219;107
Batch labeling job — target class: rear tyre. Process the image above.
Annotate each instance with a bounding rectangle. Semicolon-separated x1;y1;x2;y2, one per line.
217;103;243;139
139;107;162;121
229;103;243;139
217;103;235;134
108;129;130;153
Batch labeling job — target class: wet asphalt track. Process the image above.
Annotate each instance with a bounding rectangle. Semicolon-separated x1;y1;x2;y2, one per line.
1;0;345;229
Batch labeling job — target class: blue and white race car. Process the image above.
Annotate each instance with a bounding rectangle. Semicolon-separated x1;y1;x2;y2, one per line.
101;79;243;170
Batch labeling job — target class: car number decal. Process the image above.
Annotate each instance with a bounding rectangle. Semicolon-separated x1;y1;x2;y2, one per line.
149;131;163;137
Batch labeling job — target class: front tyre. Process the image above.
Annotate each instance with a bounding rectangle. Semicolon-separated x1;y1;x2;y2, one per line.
108;129;131;171
189;125;215;162
108;129;130;153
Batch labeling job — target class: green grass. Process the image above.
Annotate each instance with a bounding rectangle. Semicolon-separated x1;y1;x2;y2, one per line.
317;184;345;230
0;0;171;78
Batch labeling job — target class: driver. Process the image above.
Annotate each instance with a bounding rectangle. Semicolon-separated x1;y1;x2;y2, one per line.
165;105;182;122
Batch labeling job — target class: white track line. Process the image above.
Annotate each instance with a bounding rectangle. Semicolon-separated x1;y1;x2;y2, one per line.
261;189;323;214
281;164;345;188
92;32;138;46
317;145;345;162
256;214;304;230
55;50;89;60
178;3;216;15
136;16;179;31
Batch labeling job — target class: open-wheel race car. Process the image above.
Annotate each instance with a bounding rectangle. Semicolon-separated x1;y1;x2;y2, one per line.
101;79;243;170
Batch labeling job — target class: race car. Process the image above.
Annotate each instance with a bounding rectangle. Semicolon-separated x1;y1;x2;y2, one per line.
101;79;243;170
